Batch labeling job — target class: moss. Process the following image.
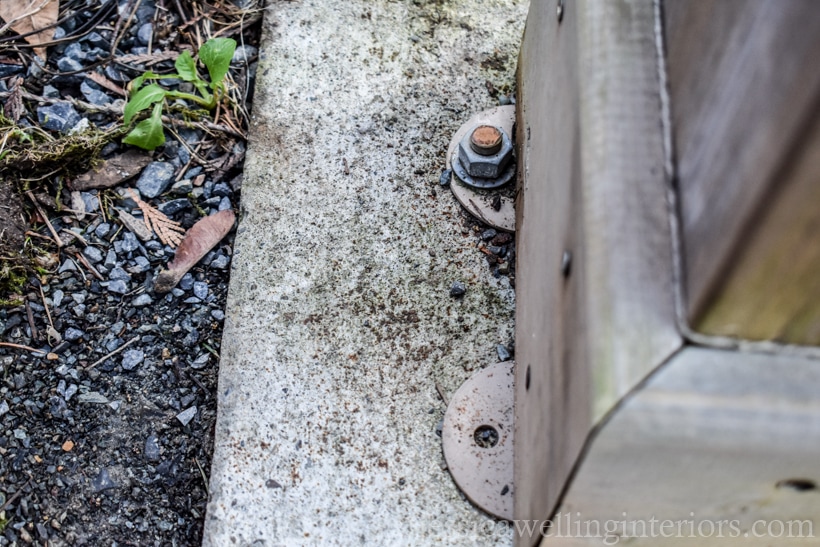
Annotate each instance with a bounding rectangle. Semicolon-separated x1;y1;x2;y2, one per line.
0;115;126;180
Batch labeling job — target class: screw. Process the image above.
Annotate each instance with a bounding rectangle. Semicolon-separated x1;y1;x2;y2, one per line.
470;125;503;156
557;0;564;22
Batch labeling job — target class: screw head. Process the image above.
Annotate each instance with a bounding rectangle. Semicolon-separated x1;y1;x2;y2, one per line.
470;125;503;156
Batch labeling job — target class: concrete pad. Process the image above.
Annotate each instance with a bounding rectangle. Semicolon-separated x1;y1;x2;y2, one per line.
203;1;526;544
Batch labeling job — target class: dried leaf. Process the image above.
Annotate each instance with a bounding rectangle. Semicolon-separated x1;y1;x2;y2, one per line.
154;210;235;293
86;71;125;97
70;190;86;221
70;150;152;191
128;189;185;248
3;76;24;122
0;0;60;60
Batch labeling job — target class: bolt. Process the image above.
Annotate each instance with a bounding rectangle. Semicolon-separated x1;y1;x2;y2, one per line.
470;125;503;156
457;125;514;180
557;0;564;22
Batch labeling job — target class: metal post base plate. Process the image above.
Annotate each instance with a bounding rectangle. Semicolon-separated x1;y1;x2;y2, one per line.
442;361;515;520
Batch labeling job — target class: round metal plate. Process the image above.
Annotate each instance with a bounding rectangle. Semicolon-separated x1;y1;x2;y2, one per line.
447;105;516;232
442;361;515;520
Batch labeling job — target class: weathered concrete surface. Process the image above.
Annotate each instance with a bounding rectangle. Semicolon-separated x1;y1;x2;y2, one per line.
203;0;526;545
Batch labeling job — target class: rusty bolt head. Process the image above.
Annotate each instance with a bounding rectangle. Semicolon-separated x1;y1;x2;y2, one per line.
470;125;503;156
458;125;513;180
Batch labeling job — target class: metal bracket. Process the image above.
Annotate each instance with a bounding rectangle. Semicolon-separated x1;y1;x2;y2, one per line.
447;105;517;233
442;361;515;520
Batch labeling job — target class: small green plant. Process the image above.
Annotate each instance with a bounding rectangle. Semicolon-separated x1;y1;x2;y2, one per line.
123;37;237;150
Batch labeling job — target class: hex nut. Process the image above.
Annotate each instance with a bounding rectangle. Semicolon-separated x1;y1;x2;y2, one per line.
457;126;513;179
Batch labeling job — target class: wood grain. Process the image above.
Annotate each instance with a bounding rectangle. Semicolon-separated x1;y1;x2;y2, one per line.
664;0;820;330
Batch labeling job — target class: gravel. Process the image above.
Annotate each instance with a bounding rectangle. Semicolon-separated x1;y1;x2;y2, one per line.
136;162;176;199
0;2;258;544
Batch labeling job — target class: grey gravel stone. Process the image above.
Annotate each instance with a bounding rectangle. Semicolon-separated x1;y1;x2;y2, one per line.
83;246;103;264
170;179;193;196
59;259;77;273
218;196;233;211
439;169;451;187
137;23;153;45
481;229;498;241
449;281;466;298
496;344;511;362
136;162;176;198
121;349;144;371
104;249;117;269
144;434;161;461
52;289;64;307
64;384;78;401
132;294;152;307
158;198;191;216
191;353;209;369
56;56;83;73
95;222;111;238
182;329;199;346
176;406;197;426
78;392;109;404
81;80;111;104
210;254;230;269
121;232;140;252
109;266;131;281
0;400;8;416
108;279;129;294
92;468;117;492
211;309;225;321
64;327;85;342
232;44;258;64
192;281;208;300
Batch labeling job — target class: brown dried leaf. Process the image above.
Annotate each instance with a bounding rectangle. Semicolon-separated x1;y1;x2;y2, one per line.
129;189;185;248
0;0;60;60
70;150;152;191
3;76;24;122
154;210;235;293
86;71;125;97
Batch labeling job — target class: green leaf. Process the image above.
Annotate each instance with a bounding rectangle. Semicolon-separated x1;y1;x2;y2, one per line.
198;38;236;89
175;50;199;82
124;84;166;125
130;70;161;92
123;102;165;150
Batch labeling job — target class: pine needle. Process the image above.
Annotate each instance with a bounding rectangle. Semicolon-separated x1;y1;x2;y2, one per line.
128;189;186;248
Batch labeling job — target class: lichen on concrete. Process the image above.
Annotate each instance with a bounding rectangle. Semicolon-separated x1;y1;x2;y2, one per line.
204;0;526;544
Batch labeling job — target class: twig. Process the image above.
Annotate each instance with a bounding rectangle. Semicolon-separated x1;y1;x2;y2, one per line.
24;230;56;244
435;382;450;407
194;458;209;493
73;252;104;281
0;478;33;513
0;342;46;355
25;191;63;247
61;229;90;246
25;300;39;342
87;336;139;369
38;284;54;333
